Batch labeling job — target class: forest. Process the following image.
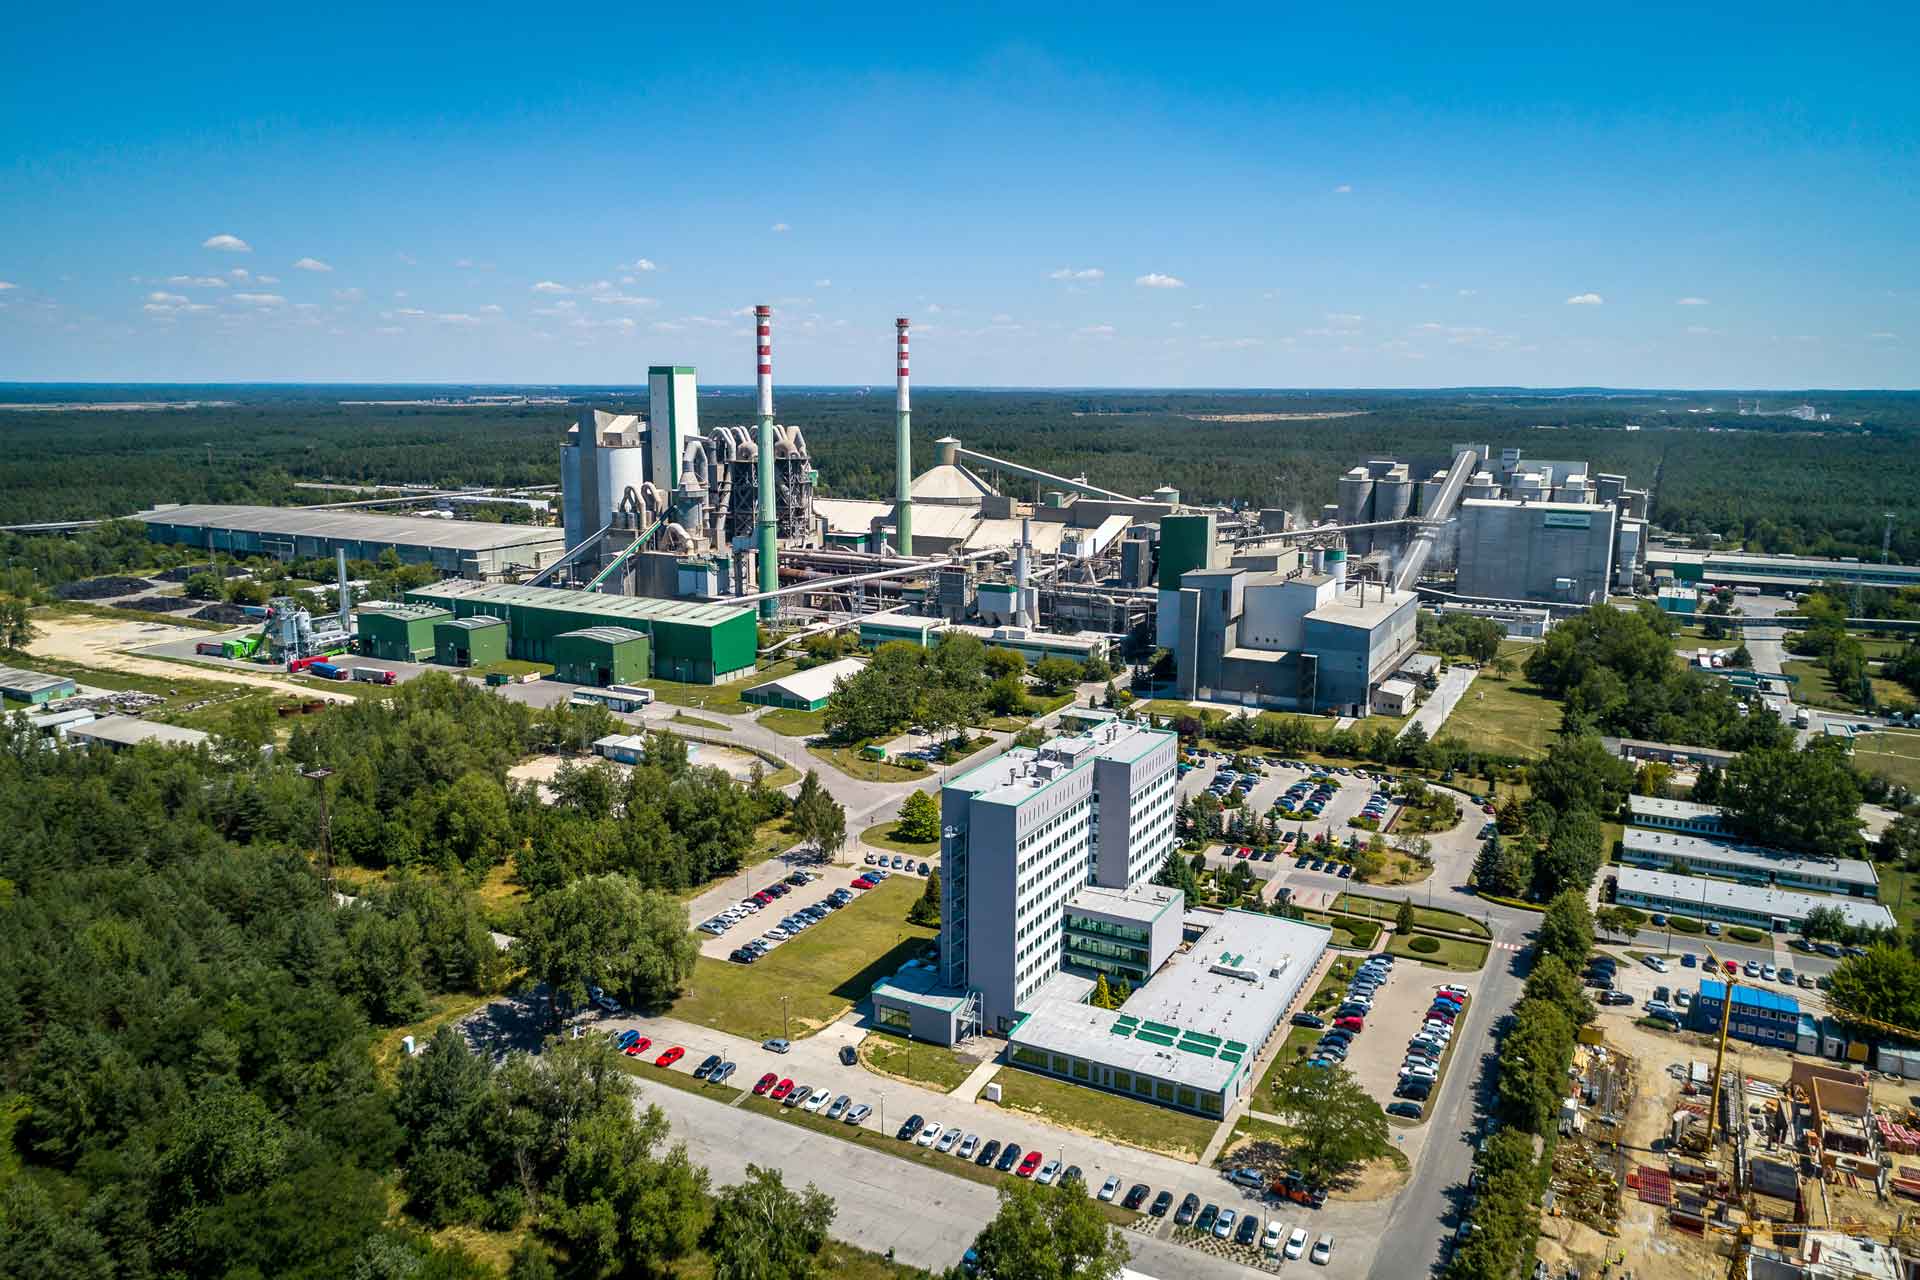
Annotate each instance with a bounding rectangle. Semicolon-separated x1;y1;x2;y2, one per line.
3;384;1920;564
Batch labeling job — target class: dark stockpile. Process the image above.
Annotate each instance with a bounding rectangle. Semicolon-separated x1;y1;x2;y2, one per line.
190;603;257;624
53;575;155;600
114;595;194;613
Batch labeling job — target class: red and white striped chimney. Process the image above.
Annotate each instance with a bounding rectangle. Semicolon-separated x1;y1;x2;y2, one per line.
755;304;773;420
894;317;913;555
896;317;911;413
754;305;777;609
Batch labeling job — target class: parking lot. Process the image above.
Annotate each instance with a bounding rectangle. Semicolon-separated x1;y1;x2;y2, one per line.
1179;756;1405;866
690;861;921;960
1322;959;1481;1127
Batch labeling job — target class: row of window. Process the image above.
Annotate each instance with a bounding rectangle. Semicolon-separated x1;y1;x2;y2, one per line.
1007;1045;1224;1116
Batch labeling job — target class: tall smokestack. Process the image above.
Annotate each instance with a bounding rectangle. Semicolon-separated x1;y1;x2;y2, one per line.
894;317;914;556
754;304;778;619
1014;517;1032;627
335;548;350;633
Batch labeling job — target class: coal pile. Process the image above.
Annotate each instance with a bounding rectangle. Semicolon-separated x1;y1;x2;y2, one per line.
55;575;155;600
116;595;194;614
190;604;256;625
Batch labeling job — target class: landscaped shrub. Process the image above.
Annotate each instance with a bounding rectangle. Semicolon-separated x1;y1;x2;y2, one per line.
1667;915;1705;935
1728;926;1767;943
1408;934;1442;955
1341;919;1383;948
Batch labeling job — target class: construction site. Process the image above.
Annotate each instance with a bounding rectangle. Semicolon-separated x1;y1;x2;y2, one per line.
1546;992;1920;1280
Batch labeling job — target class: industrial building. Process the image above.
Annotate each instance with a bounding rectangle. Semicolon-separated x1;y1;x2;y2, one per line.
357;604;449;662
854;610;1110;667
1626;794;1730;837
136;503;565;578
1688;980;1801;1051
0;664;77;705
403;580;757;685
550;627;650;687
871;717;1179;1040
433;616;508;669
1647;549;1920;593
1431;600;1553;639
1610;867;1895;934
1618;828;1879;900
67;715;212;752
1455;498;1622;606
740;656;865;711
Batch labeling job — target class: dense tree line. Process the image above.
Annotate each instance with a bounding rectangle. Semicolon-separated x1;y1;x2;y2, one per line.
1524;603;1793;750
823;634;1096;747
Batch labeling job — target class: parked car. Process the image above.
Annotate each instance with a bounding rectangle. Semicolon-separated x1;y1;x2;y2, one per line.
764;1038;792;1054
1285;1226;1310;1259
1036;1159;1062;1185
694;1054;722;1079
1387;1101;1424;1120
803;1087;832;1113
1148;1188;1171;1216
1291;1012;1325;1028
1196;1203;1219;1233
654;1046;685;1068
995;1144;1023;1173
754;1072;778;1096
1016;1150;1043;1178
827;1094;851;1120
957;1132;979;1159
623;1035;652;1057
783;1081;811;1108
896;1114;925;1141
839;1044;858;1066
1311;1235;1334;1265
937;1128;963;1153
769;1078;794;1101
976;1139;1002;1168
845;1103;872;1125
1098;1175;1122;1202
1176;1194;1201;1226
914;1121;941;1145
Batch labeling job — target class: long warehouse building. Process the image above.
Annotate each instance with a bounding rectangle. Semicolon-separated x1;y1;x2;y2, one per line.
402;580;758;684
136;503;566;578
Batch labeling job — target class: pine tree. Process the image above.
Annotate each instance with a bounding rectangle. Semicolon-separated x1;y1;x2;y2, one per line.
1092;974;1114;1009
1395;897;1415;933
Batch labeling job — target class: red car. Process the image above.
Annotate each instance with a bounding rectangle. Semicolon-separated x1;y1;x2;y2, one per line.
1334;1016;1365;1032
754;1072;778;1096
851;878;874;889
1482;804;1496;815
654;1045;685;1068
1724;960;1739;975
1236;846;1252;858
770;1077;795;1101
624;1035;653;1056
754;891;774;904
1016;1150;1043;1178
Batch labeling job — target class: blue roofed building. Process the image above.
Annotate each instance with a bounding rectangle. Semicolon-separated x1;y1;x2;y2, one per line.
1690;979;1800;1050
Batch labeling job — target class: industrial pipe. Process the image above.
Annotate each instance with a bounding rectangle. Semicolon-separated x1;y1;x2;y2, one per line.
953;445;1143;505
726;547;1006;606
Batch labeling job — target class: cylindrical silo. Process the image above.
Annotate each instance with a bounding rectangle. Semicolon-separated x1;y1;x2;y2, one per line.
1337;468;1375;554
1325;546;1347;587
1375;468;1413;559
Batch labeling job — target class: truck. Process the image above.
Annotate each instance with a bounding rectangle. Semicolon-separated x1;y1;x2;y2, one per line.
350;666;397;686
1793;707;1811;729
1734;584;1761;596
307;661;349;680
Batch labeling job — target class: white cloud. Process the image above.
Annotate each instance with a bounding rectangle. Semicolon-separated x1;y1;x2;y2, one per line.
814;278;832;288
1135;273;1186;289
591;293;658;307
926;303;943;314
435;313;480;325
167;275;228;288
0;281;15;291
293;257;333;273
1332;184;1352;194
394;307;427;318
1457;288;1477;297
1326;312;1364;325
532;281;571;294
202;233;251;252
1075;323;1116;338
1565;292;1604;305
1676;296;1709;306
651;320;685;333
586;280;613;293
1868;331;1898;341
147;291;188;304
228;268;250;279
255;275;279;284
231;292;287;306
770;222;790;232
1050;267;1104;282
625;258;657;272
332;287;364;302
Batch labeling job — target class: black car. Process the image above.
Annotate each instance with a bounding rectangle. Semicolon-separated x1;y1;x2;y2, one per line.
1175;1193;1200;1226
1123;1183;1150;1211
995;1143;1022;1173
1395;1081;1431;1101
1386;1101;1424;1120
1600;991;1635;1006
1235;1213;1261;1247
1195;1203;1219;1233
694;1053;722;1079
1149;1190;1173;1217
839;1044;857;1066
729;948;756;964
1290;1011;1325;1028
976;1139;1002;1168
897;1113;924;1141
1062;1166;1083;1187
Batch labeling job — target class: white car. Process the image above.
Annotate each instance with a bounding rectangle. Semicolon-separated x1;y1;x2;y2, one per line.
1312;1234;1334;1264
1285;1227;1310;1259
1263;1220;1286;1252
1214;1207;1237;1239
1645;955;1670;974
1037;1159;1062;1185
802;1087;831;1113
1440;984;1470;999
1099;1175;1121;1202
916;1122;942;1147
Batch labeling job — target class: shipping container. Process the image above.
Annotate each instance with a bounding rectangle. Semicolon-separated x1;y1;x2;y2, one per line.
350;667;397;686
308;662;345;680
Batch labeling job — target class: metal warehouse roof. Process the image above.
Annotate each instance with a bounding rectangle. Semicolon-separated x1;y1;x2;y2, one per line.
558;626;650;645
1697;980;1799;1016
406;579;752;627
68;715;211;749
1620;828;1877;889
439;615;506;631
0;664;76;697
1627;795;1724;823
1614;867;1896;931
137;503;565;553
745;655;865;704
358;603;451;620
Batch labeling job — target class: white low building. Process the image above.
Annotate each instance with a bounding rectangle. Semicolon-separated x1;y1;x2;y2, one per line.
1611;867;1895;934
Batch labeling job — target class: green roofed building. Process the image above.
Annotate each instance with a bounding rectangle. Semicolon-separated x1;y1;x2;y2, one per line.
357;604;450;662
551;627;650;687
402;579;757;685
434;616;508;668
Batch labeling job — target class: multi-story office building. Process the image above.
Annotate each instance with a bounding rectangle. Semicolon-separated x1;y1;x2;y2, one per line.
875;717;1178;1039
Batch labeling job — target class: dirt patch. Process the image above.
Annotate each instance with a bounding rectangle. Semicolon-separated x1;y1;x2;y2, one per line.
54;575;155;600
22;612;345;704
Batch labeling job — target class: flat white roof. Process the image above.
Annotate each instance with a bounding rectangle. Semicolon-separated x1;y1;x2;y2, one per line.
747;655;865;703
139;503;564;553
1305;584;1416;629
68;714;210;749
1628;795;1723;823
1068;883;1182;926
1614;867;1895;931
1377;678;1417;699
1620;828;1877;888
1009;910;1330;1095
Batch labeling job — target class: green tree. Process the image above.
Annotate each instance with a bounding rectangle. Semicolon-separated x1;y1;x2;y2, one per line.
895;789;940;843
1532;808;1607;899
1266;1060;1391;1187
1537;889;1595;971
1031;656;1082;695
1827;943;1920;1031
985;671;1029;716
1801;904;1849;943
0;596;36;651
1720;743;1864;854
704;1164;836;1280
908;868;941;927
1498;997;1576;1133
1090;974;1116;1010
965;1176;1131;1280
1079;652;1112;682
1489;654;1514;681
1472;832;1532;898
1395;898;1416;934
1530;732;1635;820
1596;904;1640;942
791;770;847;860
983;646;1027;679
546;1103;710;1278
1522;953;1593;1026
517;874;698;1015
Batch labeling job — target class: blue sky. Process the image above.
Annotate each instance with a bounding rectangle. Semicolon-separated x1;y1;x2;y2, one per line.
2;2;1913;387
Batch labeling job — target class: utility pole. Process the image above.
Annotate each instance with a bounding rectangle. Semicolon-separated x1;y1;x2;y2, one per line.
304;767;335;890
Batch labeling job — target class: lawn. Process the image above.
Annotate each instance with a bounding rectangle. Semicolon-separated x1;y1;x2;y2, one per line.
2;652;303;740
647;658;804;716
1855;730;1920;792
467;658;553;680
1387;931;1490;971
1334;893;1492;938
667;877;936;1041
1438;671;1563;759
809;743;932;783
1875;863;1920;937
1256;1025;1326;1099
1783;658;1908;713
860;1032;977;1092
757;706;828;737
984;1066;1220;1161
672;711;731;732
859;819;941;858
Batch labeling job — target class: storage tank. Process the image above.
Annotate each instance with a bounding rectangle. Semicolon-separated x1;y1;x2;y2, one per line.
1374;468;1413;559
1325;546;1347;586
1337;468;1375;554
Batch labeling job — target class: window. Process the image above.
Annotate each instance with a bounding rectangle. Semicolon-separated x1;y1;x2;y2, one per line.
1156;1080;1175;1102
1177;1087;1197;1110
1011;1045;1050;1069
1071;1058;1089;1081
1113;1070;1131;1092
875;1004;911;1031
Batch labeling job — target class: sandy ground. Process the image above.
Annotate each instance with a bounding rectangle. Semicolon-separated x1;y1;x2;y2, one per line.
24;613;350;703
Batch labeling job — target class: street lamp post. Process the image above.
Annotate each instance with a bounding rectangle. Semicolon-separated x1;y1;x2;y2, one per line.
781;993;791;1043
